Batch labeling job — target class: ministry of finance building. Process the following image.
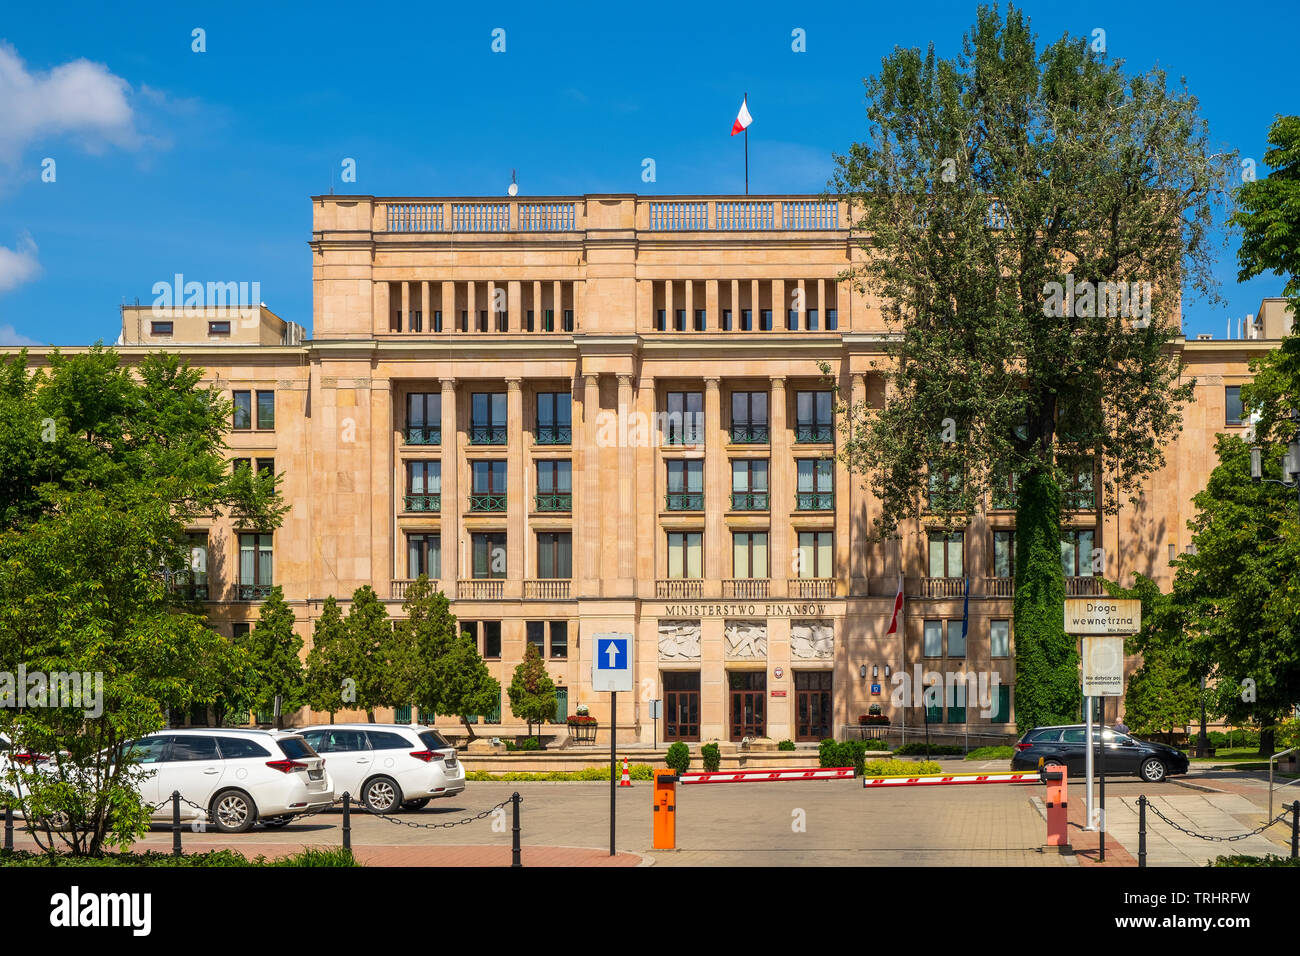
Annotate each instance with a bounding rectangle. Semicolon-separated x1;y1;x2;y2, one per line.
73;195;1295;744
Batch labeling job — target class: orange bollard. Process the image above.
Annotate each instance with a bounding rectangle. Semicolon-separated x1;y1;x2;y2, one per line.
652;769;677;850
1044;766;1070;851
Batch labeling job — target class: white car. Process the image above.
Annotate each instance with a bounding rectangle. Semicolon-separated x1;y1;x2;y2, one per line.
0;731;51;802
122;728;334;833
298;724;464;813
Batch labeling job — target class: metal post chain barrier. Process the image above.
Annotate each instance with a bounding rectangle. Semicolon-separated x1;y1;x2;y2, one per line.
1292;801;1299;859
511;792;521;867
356;796;517;829
171;791;182;857
342;792;351;853
3;806;12;851
1143;796;1294;842
1138;795;1147;868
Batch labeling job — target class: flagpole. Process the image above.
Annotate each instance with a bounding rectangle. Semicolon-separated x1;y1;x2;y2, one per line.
744;91;749;195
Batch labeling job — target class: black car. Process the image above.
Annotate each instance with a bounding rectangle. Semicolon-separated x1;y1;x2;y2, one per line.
1011;725;1189;782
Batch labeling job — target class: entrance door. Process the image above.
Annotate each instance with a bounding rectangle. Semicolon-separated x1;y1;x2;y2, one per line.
728;671;766;740
663;672;700;741
794;671;832;740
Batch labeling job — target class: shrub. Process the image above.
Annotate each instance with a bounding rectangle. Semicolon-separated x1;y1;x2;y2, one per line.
516;736;541;751
1213;854;1300;867
665;742;691;775
817;739;890;775
862;758;942;777
778;739;796;751
701;742;721;772
893;742;964;757
0;847;360;867
964;745;1015;760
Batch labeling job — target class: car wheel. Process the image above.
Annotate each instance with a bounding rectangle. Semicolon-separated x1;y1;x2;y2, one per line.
401;798;430;811
363;776;403;814
1140;758;1167;783
261;816;292;829
210;790;257;833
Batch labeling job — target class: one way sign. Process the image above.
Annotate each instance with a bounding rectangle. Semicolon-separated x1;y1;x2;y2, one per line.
592;632;633;692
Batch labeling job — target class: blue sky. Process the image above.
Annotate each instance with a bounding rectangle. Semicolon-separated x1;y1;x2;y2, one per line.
0;0;1295;346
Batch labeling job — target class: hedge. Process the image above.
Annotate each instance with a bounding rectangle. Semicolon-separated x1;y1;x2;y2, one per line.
0;848;359;867
862;759;943;776
818;738;890;775
464;763;656;782
894;742;965;757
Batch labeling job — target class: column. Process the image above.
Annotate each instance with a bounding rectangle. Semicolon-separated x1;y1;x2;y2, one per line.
552;280;562;331
773;279;787;331
847;373;867;594
704;378;723;587
487;280;498;331
769;376;789;597
816;278;826;329
467;281;477;331
442;281;456;332
706;279;719;331
507;280;522;333
373;281;390;336
796;279;807;331
370;378;392;590
635;375;656;592
440;378;459;598
532;280;542;332
665;281;675;331
730;279;740;330
506;378;524;598
399;282;410;333
685;280;695;331
750;279;760;329
420;280;430;333
581;373;601;596
617;374;635;585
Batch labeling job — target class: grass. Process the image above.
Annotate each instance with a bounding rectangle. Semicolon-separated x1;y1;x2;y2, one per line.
0;847;359;867
964;745;1015;760
465;763;657;782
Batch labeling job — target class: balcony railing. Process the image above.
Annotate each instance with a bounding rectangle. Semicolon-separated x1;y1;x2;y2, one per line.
459;579;505;600
661;428;704;447
788;578;835;598
171;583;209;601
452;202;510;232
794;423;833;443
985;576;1015;597
723;578;770;599
469;424;507;445
1066;575;1105;596
795;491;834;511
404;425;440;445
784;200;839;230
534;492;572;512
386;203;444;232
534;425;572;445
468;493;507;512
919;577;966;598
404;494;441;513
730;491;769;511
519;202;575;231
1064;491;1097;511
716;201;774;230
391;579;442;600
524;579;571;600
666;492;704;511
648;201;709;230
238;584;273;601
729;423;769;444
657;579;704;599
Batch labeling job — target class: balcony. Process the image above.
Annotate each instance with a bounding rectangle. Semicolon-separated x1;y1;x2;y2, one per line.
788;578;835;598
666;492;704;511
730;491;769;511
469;424;507;445
468;494;507;513
985;576;1015;598
723;578;770;599
534;425;572;445
795;491;834;511
452;202;510;232
391;579;440;600
534;492;572;512
459;579;505;600
171;583;209;601
657;579;704;599
918;577;966;598
403;494;441;513
1066;575;1105;596
794;423;833;444
729;423;770;444
404;425;440;446
238;584;273;601
524;579;571;600
661;428;704;448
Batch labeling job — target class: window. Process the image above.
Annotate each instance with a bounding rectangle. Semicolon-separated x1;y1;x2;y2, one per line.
796;459;833;510
991;684;1012;723
927;532;964;578
537;532;572;578
470;460;507;511
730;459;768;510
760;309;773;331
730;391;769;443
232;391;252;430
405;393;441;445
741;309;752;332
471;533;507;579
393;704;412;723
367;730;409;751
124;737;172;764
482;621;502;659
666;459;704;510
460;621;478;646
794;391;832;442
151;321;173;336
663;391;703;445
477;310;488;333
721;309;732;331
232;623;250;640
1063;457;1096;510
663;671;701;741
562;309;574;332
949;682;967;723
947;620;966;658
667;531;703;578
470;393;507;444
549;621;568;659
238;533;273;599
826;308;838;330
1061;528;1095;577
733;531;769;578
993;531;1016;579
992;469;1018;510
536;460;572;511
693;309;705;331
807;308;819;331
927;460;963;510
174;532;209;600
209;321;231;336
405;461;441;511
526;621;546;657
796;531;833;578
216;736;272;759
1225;386;1243;425
460;310;469;333
990;620;1010;658
256;391;275;430
536;392;572;444
542;309;555;332
787;308;799;331
923;620;943;657
170;735;220;761
655;309;666;332
407;533;440;579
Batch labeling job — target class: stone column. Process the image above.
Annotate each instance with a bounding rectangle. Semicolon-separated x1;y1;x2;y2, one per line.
373;281;390;336
704;377;723;588
440;378;458;598
730;279;740;330
685;279;695;331
506;378;524;598
552;280;562;331
420;281;430;333
617;374;636;587
769;376;789;596
581;373;601;596
750;279;760;329
773;279;786;331
399;281;410;333
706;279;719;331
847;373;866;595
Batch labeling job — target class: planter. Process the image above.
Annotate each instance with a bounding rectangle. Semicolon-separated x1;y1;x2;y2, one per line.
567;722;598;744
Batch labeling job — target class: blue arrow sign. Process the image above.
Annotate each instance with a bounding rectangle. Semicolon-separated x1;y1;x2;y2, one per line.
597;637;627;671
591;632;633;692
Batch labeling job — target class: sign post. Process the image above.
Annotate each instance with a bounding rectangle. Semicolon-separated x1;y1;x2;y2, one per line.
592;632;633;857
649;699;662;748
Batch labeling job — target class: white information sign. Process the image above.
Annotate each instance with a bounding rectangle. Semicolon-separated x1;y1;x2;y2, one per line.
1082;635;1125;697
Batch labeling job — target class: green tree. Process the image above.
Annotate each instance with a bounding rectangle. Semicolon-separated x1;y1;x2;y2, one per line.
1233;115;1300;315
507;643;557;740
440;631;503;740
242;587;306;728
304;596;350;722
0;347;286;854
342;585;391;722
1114;575;1200;737
828;6;1227;729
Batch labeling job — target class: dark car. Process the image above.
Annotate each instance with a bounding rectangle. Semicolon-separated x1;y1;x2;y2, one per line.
1011;725;1189;782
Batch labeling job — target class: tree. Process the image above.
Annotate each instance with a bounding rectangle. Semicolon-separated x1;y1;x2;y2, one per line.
828;5;1228;729
1233;115;1300;315
241;587;306;728
438;631;502;740
1113;575;1199;738
305;596;350;722
507;643;557;739
0;347;285;854
342;586;391;722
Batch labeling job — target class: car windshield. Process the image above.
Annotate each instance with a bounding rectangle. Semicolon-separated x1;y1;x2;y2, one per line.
418;731;453;752
276;737;318;760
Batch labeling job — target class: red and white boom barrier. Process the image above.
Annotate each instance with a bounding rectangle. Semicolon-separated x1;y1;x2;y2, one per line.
680;767;854;785
862;771;1042;788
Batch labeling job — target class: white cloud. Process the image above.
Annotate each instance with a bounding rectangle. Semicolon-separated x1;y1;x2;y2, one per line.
0;41;138;164
0;234;39;293
0;323;41;347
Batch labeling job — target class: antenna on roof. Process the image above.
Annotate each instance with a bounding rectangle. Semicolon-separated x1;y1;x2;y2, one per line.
507;169;518;197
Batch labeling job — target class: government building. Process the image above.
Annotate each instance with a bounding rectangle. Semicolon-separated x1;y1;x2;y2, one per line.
23;194;1294;745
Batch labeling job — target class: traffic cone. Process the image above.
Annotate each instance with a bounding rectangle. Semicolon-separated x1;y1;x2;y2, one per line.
620;757;631;787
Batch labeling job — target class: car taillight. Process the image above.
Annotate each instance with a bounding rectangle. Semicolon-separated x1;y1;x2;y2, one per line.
266;759;308;774
409;750;435;762
13;752;47;765
1015;742;1032;751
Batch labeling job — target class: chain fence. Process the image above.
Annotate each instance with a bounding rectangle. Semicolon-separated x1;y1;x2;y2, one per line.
1136;794;1300;866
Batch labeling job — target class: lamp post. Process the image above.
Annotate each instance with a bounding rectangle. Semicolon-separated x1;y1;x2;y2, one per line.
1249;423;1300;509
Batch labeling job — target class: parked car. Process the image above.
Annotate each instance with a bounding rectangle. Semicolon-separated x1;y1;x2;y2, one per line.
1011;725;1189;782
297;724;464;813
121;728;334;833
0;731;52;801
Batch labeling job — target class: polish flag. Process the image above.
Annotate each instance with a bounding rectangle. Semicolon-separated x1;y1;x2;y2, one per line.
730;97;753;136
886;575;904;635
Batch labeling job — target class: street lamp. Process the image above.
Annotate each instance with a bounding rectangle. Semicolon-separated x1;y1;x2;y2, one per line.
1249;409;1300;509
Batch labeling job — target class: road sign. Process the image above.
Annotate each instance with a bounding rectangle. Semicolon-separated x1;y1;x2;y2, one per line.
592;632;633;692
1064;598;1141;634
1082;635;1125;697
648;699;662;720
